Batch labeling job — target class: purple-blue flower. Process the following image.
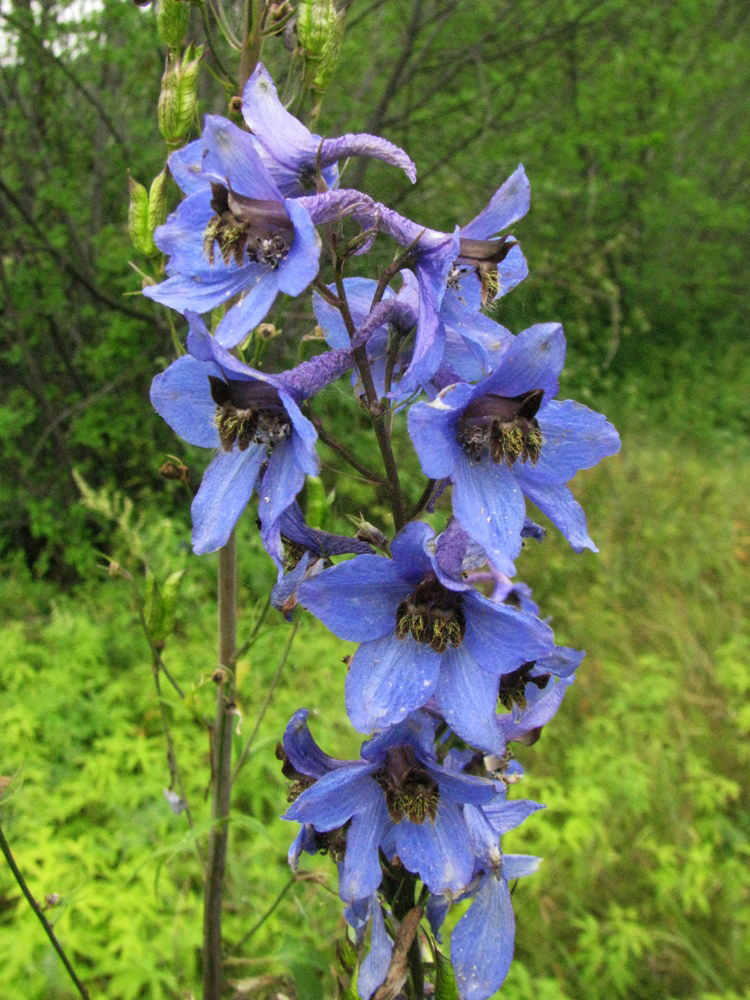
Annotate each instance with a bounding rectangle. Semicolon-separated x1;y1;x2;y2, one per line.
143;116;321;348
376;166;530;391
295;521;553;746
281;709;505;903
408;322;621;574
150;315;351;557
242;64;416;196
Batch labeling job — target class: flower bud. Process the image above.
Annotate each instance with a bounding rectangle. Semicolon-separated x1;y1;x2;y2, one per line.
147;167;170;239
297;0;346;94
156;0;189;49
346;513;390;554
128;173;156;256
158;43;203;149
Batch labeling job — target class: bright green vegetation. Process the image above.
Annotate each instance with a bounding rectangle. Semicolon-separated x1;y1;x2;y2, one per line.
2;429;748;999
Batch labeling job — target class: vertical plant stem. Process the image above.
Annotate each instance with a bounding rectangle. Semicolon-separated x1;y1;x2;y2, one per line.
202;530;237;1000
0;823;90;1000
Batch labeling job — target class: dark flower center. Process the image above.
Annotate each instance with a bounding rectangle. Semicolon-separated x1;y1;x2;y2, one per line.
458;389;544;467
456;234;517;304
203;183;293;269
498;661;550;711
376;745;439;824
395;575;465;653
209;375;291;452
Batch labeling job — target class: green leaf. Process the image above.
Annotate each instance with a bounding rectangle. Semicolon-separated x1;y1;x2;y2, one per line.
434;946;459;1000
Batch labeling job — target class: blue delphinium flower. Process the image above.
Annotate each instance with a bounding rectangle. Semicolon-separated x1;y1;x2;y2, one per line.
143;115;321;348
295;521;553;744
242;63;416;196
408;322;621;574
150;314;352;556
376;166;530;391
281;709;504;902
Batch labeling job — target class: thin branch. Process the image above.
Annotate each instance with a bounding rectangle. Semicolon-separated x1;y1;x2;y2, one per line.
0;823;91;1000
308;409;388;485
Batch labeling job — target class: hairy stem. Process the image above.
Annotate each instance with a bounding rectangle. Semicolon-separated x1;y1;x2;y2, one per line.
202;531;237;1000
0;823;90;1000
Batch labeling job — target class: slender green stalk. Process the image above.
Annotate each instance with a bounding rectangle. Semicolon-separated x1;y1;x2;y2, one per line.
0;823;90;1000
238;0;264;90
202;531;237;1000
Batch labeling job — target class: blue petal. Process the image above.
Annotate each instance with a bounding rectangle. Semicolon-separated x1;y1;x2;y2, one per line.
191;446;265;555
340;794;392;903
463;804;503;873
481;322;566;400
241;64;318;169
144;265;256;315
461;165;530;239
284;764;378;830
481;799;545;836
451;450;525;575
152;190;214;273
497;242;528;298
282;708;349;778
521;480;597;553
498;676;574;744
357;896;394;1000
322;133;416;182
503;854;542;879
408;383;474;479
433;647;506;754
395;800;475;893
346;634;441;733
451;875;515;1000
361;711;438;764
214;268;280;348
277;198;321;296
201;115;283;201
516;399;621;486
463;592;554;676
150;355;220;448
168;140;207;196
390;521;436;580
258;437;307;530
297;557;410;641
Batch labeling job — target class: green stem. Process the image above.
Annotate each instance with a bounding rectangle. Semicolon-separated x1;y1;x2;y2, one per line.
202;531;237;1000
198;0;239;90
0;823;90;1000
238;0;264;90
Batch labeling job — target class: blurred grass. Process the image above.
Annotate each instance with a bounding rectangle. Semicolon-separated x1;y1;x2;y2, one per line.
1;427;748;999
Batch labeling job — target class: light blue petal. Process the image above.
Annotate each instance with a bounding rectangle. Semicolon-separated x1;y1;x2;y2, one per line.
284;764;378;830
357;896;394;1000
516;399;621;486
481;322;565;400
214;269;280;348
202;115;283;201
451;450;525;575
395;801;475;893
521;480;597;553
497;242;528;297
341;795;391;904
463;592;554;676
278;199;321;296
451;876;515;1000
461;165;530;239
346;634;441;733
152;190;214;273
498;676;574;744
433;647;506;754
144;266;255;315
503;854;542;879
390;521;435;579
241;64;317;169
283;708;349;778
297;557;409;641
150;355;221;448
191;446;264;555
481;800;545;836
408;395;464;480
168;140;207;196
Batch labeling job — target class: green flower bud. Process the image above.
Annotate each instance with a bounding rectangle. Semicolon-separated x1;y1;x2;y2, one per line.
156;0;189;49
147;167;170;240
297;0;346;94
128;173;156;256
158;43;203;149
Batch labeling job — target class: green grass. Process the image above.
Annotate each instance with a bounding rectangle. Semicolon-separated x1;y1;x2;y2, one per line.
1;432;748;999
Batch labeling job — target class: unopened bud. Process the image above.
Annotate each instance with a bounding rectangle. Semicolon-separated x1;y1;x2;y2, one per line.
128;173;156;256
346;513;390;553
44;893;61;908
255;323;279;341
160;459;189;483
158;43;203;149
297;0;346;94
156;0;189;49
148;167;170;240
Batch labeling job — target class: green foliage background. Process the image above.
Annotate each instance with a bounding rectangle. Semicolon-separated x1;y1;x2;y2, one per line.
1;1;748;998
